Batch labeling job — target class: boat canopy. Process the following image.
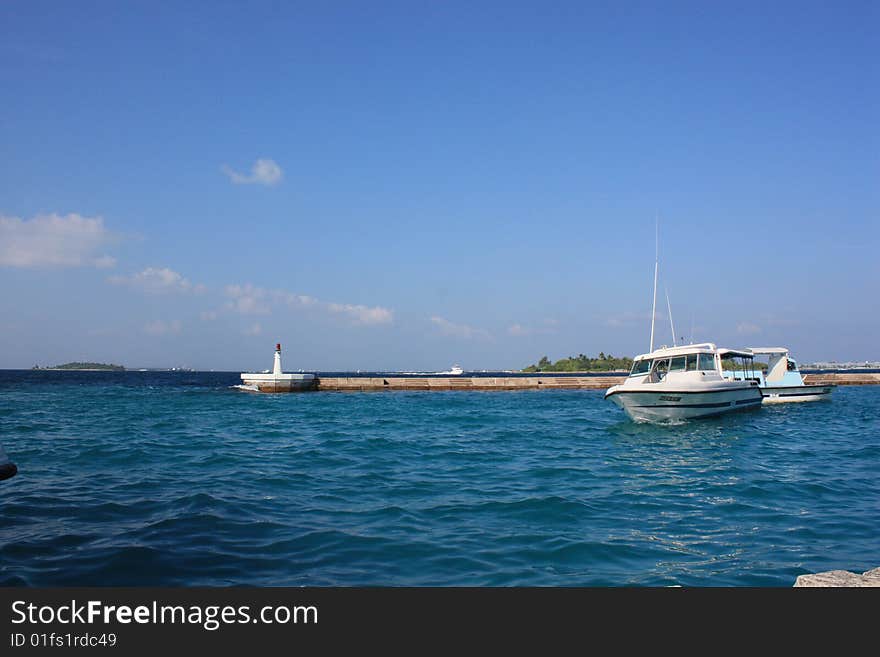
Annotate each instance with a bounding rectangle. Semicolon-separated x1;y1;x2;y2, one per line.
717;348;755;359
632;343;717;361
746;347;789;355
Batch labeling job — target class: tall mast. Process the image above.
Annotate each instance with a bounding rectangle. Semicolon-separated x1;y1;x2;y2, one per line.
665;286;677;345
649;218;659;352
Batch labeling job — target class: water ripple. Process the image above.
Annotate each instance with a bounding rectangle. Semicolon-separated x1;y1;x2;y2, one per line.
1;371;878;586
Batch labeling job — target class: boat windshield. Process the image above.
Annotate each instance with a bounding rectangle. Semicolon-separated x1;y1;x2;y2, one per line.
629;359;651;376
632;352;718;377
787;359;798;372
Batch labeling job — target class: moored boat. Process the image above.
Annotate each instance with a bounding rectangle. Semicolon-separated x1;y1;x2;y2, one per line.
605;343;763;422
732;347;835;403
605;223;762;422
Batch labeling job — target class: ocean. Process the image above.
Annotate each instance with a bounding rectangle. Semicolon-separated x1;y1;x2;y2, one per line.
1;370;877;586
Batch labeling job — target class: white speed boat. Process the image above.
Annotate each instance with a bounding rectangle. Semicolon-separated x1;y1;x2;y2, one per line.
440;365;464;375
605;343;763;422
605;222;763;422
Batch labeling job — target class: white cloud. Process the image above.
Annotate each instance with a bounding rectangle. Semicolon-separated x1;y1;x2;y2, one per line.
144;319;182;336
199;311;218;321
109;267;202;294
327;302;393;325
277;292;318;308
223;283;392;326
736;322;762;335
224;284;272;314
508;323;530;336
222;158;283;186
430;316;491;340
0;212;116;268
243;323;262;336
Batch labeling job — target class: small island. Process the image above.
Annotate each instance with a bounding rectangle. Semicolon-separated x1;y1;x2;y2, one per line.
522;352;633;373
33;362;126;371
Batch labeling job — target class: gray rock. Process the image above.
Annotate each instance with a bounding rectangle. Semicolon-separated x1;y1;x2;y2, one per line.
794;567;880;587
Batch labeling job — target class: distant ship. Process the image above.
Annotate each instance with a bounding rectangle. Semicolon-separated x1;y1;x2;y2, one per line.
440;365;464;375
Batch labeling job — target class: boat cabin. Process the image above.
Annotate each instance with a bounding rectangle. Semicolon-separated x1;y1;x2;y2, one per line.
628;343;726;383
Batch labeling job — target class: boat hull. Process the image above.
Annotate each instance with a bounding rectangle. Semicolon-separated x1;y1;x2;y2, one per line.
605;385;763;422
760;384;835;403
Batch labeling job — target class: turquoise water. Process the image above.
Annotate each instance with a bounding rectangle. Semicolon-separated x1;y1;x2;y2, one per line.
1;371;877;586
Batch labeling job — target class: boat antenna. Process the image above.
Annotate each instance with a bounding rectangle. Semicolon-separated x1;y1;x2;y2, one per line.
689;312;694;345
649;217;659;352
665;285;677;346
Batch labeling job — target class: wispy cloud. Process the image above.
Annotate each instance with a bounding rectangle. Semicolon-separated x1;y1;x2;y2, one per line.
242;322;262;336
430;316;491;340
144;319;182;336
222;284;393;326
199;311;218;321
328;303;393;325
0;212;116;268
222;158;283;186
224;284;273;314
109;267;204;294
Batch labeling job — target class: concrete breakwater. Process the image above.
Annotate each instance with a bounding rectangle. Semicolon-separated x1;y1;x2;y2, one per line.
312;372;880;392
315;376;624;391
802;372;880;385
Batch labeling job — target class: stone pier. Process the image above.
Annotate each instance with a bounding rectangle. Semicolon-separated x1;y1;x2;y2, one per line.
312;372;880;392
315;375;626;391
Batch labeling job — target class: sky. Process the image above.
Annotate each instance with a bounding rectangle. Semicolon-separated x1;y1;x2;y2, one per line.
1;1;878;370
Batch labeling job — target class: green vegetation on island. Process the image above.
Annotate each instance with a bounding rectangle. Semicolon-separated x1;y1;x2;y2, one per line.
522;353;633;373
33;362;126;371
520;353;771;373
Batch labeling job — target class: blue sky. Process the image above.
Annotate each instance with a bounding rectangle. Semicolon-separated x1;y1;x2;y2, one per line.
2;1;877;370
